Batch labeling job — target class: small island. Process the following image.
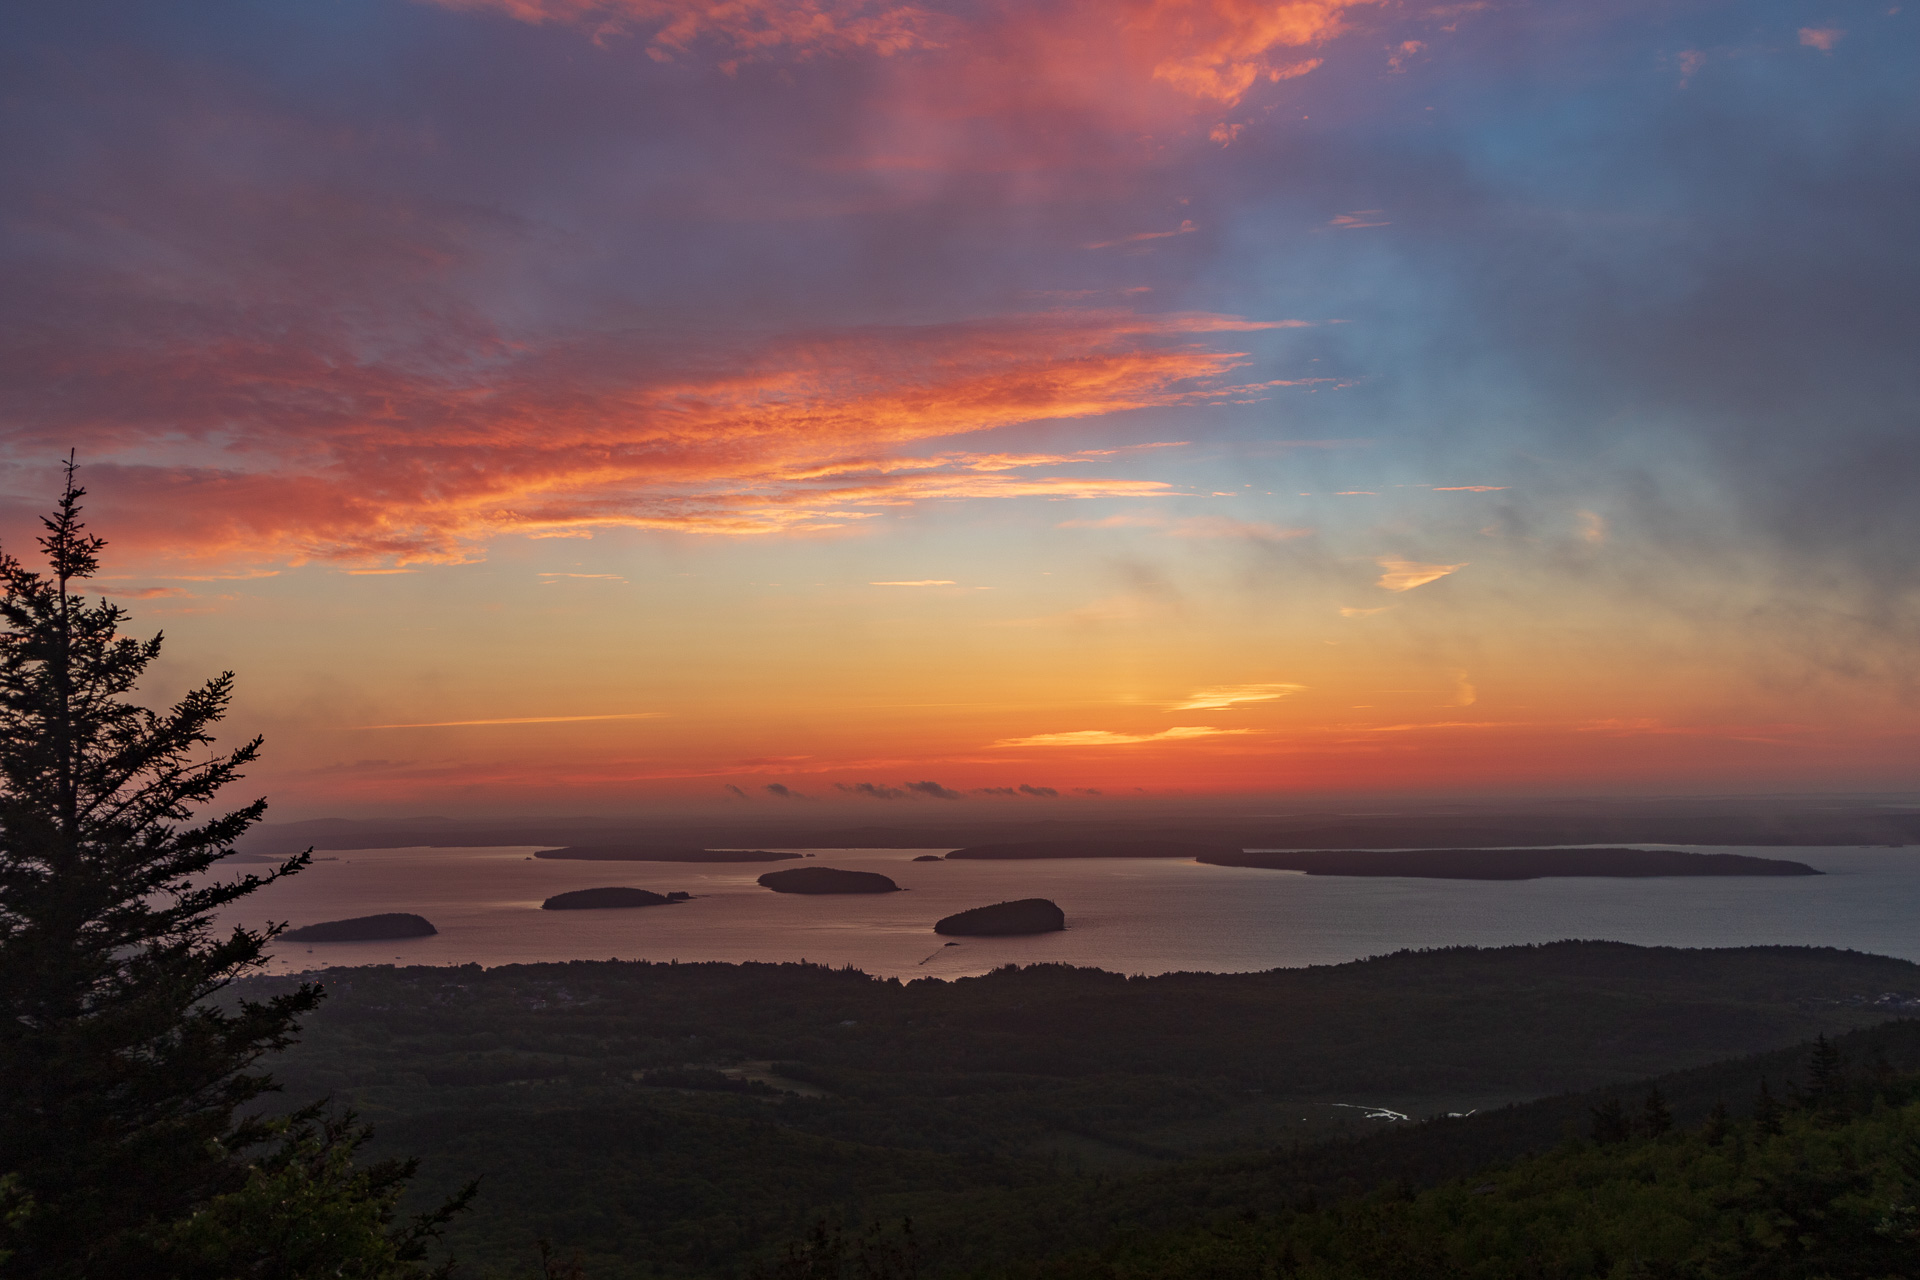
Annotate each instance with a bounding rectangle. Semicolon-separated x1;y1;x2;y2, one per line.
282;913;438;942
935;898;1066;936
945;840;1241;860
1197;847;1823;880
911;854;944;862
757;867;900;894
535;847;800;862
541;887;676;910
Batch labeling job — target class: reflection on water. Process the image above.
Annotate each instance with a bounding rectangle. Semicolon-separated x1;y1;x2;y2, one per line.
224;845;1920;980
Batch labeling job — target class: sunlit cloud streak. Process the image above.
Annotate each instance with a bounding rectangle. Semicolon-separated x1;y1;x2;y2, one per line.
356;712;666;729
428;0;1382;109
1168;683;1303;711
991;726;1254;747
15;309;1280;566
1375;557;1466;592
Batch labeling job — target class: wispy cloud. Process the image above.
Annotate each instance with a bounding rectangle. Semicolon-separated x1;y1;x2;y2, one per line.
1057;513;1311;540
1086;220;1197;250
905;779;964;799
1339;605;1392;617
98;586;193;599
870;579;956;587
436;0;1380;109
1375;557;1467;591
46;309;1286;567
1798;27;1844;51
1168;683;1303;711
991;725;1254;747
1328;210;1390;229
355;712;665;729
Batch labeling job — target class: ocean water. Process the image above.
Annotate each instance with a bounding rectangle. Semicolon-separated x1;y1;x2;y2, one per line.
226;844;1920;980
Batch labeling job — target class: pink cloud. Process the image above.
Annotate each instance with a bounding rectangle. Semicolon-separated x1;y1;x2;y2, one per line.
14;308;1277;566
1798;26;1844;51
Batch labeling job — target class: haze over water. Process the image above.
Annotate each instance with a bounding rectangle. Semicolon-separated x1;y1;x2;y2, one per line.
237;846;1920;981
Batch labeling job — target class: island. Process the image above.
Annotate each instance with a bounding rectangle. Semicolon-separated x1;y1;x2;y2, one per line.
535;847;800;862
934;898;1066;936
1197;847;1823;880
541;887;676;910
945;840;1241;860
911;854;944;862
282;913;437;942
757;867;901;894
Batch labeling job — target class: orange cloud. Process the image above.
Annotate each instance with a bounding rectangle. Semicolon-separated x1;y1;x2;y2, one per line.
991;725;1254;747
1167;683;1302;710
54;309;1275;567
1375;556;1466;590
1797;27;1843;51
425;0;1389;149
356;712;667;729
422;0;951;61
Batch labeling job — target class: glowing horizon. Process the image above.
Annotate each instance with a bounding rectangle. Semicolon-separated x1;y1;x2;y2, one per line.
2;0;1914;816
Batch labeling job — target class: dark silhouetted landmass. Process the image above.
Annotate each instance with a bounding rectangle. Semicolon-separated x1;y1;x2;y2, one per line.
282;913;437;942
535;847;800;862
233;795;1920;857
240;943;1920;1278
1200;847;1822;879
935;898;1066;935
946;840;1241;860
541;888;674;910
756;867;900;894
911;854;944;862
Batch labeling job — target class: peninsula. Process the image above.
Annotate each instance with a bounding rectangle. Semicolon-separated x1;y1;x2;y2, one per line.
945;840;1241;860
535;847;800;862
1198;847;1822;879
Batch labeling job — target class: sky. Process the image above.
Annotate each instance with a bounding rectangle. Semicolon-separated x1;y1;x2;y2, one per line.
1;0;1916;818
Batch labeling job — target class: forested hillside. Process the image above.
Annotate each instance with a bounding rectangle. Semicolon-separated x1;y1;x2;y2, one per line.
240;943;1920;1277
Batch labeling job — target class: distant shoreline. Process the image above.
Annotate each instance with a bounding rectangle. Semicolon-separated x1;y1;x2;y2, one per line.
1198;847;1821;880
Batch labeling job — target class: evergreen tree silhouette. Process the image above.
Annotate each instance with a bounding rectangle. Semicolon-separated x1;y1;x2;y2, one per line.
1753;1078;1785;1137
0;465;467;1276
1640;1084;1673;1137
1589;1096;1631;1144
1803;1033;1847;1120
1701;1098;1731;1146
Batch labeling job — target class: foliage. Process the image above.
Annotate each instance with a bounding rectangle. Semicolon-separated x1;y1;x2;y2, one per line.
1001;1043;1920;1280
239;945;1920;1277
158;1106;474;1279
0;469;464;1276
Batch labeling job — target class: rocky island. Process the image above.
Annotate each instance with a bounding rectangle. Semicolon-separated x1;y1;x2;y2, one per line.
541;887;676;910
282;913;438;942
946;840;1241;860
757;867;901;894
934;898;1066;935
535;847;800;862
1198;847;1823;879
